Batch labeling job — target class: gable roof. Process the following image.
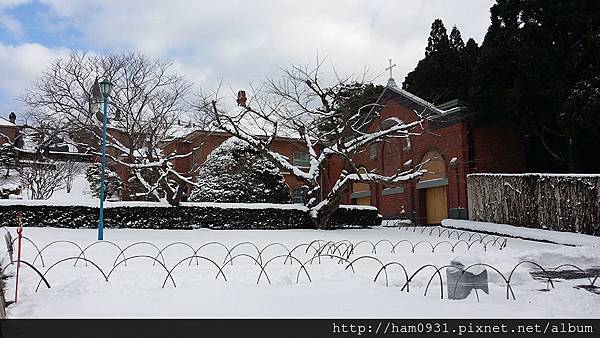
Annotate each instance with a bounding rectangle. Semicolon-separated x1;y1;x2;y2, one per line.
380;85;445;116
0;117;16;127
359;82;469;131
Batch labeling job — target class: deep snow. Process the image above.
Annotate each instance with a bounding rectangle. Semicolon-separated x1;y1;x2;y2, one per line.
442;219;600;247
2;226;598;318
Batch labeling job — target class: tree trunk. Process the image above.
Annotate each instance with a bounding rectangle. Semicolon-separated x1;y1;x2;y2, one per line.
312;195;343;229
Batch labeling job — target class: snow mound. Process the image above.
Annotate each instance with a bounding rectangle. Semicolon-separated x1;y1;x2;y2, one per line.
442;219;600;247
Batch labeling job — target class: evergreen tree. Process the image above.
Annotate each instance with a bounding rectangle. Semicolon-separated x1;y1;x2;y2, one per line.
470;0;600;172
425;19;450;57
403;19;478;103
449;26;465;51
190;137;292;203
85;163;123;201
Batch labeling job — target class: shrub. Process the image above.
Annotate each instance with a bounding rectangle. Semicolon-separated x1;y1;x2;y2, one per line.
190;137;291;203
0;201;380;229
85;163;123;201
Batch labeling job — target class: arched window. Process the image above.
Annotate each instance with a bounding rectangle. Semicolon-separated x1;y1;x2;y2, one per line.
419;150;446;182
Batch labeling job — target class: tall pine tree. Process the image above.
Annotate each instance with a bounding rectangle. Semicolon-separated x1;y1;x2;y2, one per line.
403;19;479;104
470;0;600;172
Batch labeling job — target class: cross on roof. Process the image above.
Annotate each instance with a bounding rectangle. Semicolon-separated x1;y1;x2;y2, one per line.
385;59;397;79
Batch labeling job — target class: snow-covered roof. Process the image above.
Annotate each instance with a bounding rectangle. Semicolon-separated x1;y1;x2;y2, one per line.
0;117;16;127
386;85;446;115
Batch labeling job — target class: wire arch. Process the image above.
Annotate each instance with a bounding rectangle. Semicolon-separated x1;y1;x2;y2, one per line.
373;262;409;288
153;242;196;266
113;242;166;267
453;263;514;300
2;259;50;290
162;255;227;288
75;240;125;267
507;261;555;293
432;241;453;253
258;254;312;284
194;241;231;265
108;255;175;287
345;255;388;284
220;253;270;284
32;240;87;267
35;257;108;292
411;241;435;253
223;242;262;266
401;264;442;297
11;236;45;267
374;239;395;254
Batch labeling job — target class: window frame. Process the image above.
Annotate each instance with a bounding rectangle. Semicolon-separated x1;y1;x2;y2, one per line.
292;151;311;167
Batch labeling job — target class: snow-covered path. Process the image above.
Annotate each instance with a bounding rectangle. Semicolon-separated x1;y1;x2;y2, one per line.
2;226;599;318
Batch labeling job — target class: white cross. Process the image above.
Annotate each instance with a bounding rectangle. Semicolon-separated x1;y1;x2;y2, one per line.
385;59;397;79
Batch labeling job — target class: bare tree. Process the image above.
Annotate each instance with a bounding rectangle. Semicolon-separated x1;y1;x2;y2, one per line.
199;61;429;228
20;51;199;205
61;161;88;193
19;161;67;200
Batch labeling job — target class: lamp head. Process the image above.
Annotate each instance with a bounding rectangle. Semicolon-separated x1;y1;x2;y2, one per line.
99;79;113;97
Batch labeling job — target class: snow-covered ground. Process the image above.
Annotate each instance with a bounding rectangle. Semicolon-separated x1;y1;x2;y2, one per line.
442;219;600;247
2;226;599;318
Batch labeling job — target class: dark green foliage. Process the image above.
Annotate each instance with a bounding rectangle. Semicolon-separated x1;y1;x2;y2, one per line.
327;207;382;228
0;144;21;198
85;163;123;201
403;19;479;104
0;204;380;229
190;137;292;203
470;0;600;172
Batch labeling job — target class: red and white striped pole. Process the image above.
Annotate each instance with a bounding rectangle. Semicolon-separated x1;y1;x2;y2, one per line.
14;211;23;303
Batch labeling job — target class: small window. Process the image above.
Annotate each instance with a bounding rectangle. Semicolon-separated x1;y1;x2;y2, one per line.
403;137;412;153
369;144;377;160
192;148;201;169
292;188;304;204
293;151;310;167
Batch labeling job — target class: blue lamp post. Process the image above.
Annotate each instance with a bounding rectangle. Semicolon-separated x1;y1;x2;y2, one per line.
98;79;113;240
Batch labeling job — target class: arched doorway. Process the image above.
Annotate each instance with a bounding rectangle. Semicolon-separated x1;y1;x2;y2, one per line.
418;150;448;224
351;168;371;206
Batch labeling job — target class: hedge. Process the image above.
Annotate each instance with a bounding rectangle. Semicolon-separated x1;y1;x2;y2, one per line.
0;201;381;229
467;173;600;236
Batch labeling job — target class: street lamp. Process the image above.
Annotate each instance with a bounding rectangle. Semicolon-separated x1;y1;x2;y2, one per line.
98;78;112;240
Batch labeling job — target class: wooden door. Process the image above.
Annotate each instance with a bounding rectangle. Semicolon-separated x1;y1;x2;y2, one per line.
356;196;370;206
426;186;448;224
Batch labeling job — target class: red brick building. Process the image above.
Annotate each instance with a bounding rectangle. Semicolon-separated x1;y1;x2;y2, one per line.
335;83;527;224
162;129;311;202
0;113;17;145
158;82;526;222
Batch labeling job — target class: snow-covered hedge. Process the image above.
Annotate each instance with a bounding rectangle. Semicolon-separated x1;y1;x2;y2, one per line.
0;201;380;229
467;173;600;236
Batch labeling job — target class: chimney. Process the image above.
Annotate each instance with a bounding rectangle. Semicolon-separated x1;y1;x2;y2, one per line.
8;111;16;124
237;90;247;107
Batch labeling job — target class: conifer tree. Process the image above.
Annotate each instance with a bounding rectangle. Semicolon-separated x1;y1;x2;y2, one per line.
403;19;477;103
190;137;292;203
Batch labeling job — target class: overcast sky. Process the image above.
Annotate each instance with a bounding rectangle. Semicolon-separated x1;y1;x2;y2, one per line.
0;0;494;117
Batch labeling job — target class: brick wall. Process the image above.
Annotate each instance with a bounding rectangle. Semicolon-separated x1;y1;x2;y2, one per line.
165;132;311;194
343;99;470;221
0;126;16;145
469;123;527;174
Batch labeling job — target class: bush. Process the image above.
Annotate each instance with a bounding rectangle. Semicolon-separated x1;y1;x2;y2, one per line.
190;137;291;203
85;163;123;201
0;202;380;229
